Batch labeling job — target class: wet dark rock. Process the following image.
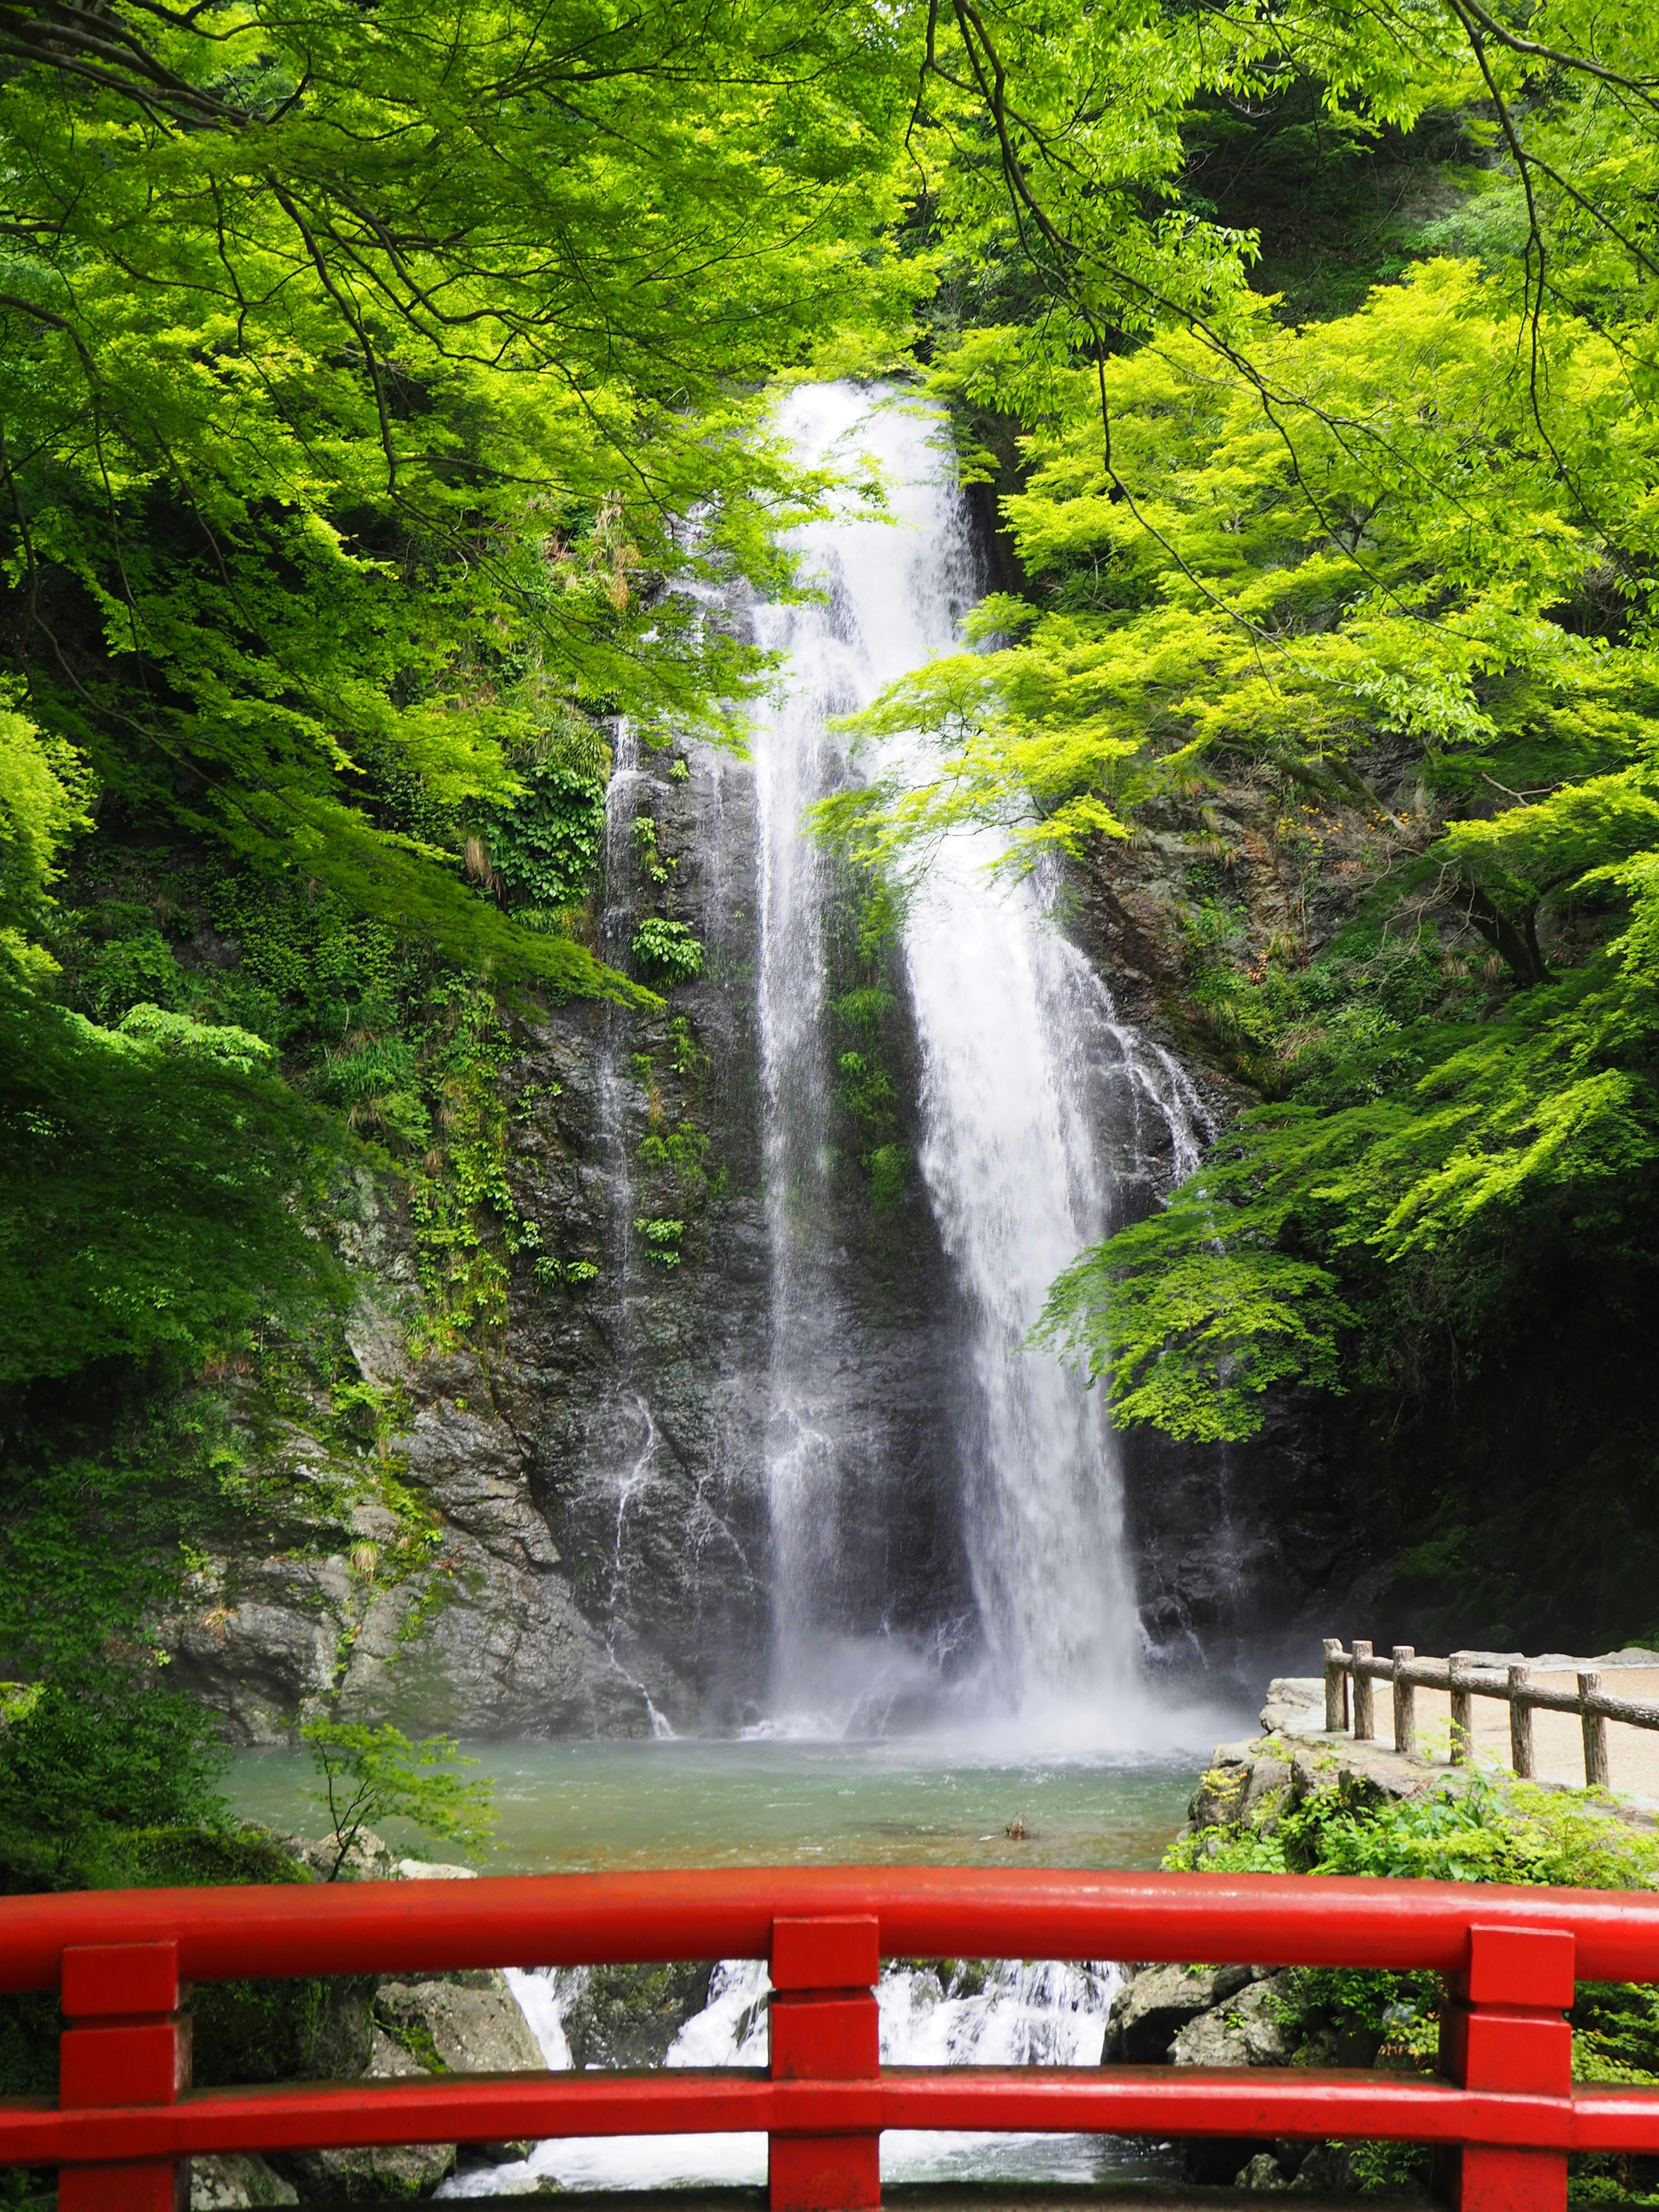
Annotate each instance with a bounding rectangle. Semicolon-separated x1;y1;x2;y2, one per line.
272;2140;454;2202
562;1962;717;2069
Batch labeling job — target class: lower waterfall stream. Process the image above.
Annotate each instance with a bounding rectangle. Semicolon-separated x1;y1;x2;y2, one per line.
451;1957;1164;2197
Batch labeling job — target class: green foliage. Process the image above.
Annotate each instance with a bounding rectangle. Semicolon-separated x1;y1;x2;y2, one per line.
810;3;1659;1487
0;976;346;1386
0;701;89;985
836;1050;896;1125
1170;1763;1659;2190
632;918;706;985
13;0;1659;1865
0;1673;230;1867
634;1217;686;1269
1172;1770;1659;1890
404;985;523;1341
866;1143;910;1210
1035;1215;1353;1443
0;0;920;995
819;880;911;1211
1572;1983;1659;2088
483;745;609;916
830;987;896;1033
666;1017;703;1079
632;814;676;890
889;254;1659;1451
302;1720;495;1879
639;1124;715;1203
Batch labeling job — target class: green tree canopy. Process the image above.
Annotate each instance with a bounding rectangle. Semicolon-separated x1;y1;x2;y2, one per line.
1;0;922;988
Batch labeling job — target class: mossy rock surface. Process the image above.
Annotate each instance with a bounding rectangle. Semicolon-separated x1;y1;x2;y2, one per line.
562;1961;715;2069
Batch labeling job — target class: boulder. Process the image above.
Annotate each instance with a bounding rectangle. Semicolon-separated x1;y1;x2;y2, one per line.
273;2142;454;2202
1260;1677;1325;1736
374;1970;545;2073
270;1969;541;2199
1188;1749;1252;1830
262;1825;393;1883
1170;1974;1300;2069
1242;1757;1295;1829
562;1961;716;2069
1103;1961;1255;2062
1289;2141;1358;2193
189;2155;297;2209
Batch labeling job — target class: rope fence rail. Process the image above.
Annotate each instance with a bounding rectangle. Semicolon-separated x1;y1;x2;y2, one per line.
4;1867;1659;2212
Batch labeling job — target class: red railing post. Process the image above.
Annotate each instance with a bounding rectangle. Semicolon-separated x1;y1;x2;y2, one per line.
1442;1924;1574;2212
768;1915;881;2212
58;1940;191;2212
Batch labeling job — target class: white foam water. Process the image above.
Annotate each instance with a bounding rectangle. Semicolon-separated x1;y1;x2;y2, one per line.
442;1958;1151;2196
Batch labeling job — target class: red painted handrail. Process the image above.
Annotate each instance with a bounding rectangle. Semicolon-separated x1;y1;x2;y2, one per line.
6;1866;1656;2212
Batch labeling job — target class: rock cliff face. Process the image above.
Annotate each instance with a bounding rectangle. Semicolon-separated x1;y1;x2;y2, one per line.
1065;743;1415;1680
165;535;1351;1744
166;729;976;1739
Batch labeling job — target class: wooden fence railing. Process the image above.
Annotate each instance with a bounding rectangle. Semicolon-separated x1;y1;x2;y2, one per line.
1322;1641;1659;1785
6;1867;1659;2212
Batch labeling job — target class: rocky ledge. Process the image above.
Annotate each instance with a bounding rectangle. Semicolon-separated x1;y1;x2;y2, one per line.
1097;1712;1475;2199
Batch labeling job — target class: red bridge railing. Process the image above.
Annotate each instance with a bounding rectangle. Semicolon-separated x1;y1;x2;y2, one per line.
6;1866;1659;2212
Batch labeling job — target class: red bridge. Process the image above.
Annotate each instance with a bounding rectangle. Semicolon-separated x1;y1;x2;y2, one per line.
5;1866;1659;2211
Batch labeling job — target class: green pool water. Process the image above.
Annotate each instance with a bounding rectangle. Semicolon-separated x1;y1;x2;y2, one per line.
227;1736;1202;1874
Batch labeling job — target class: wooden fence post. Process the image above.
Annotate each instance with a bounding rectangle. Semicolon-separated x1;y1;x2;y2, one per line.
58;1939;189;2212
769;1915;880;2212
1323;1640;1348;1733
1449;1652;1473;1765
1510;1665;1535;1779
1352;1640;1375;1740
1580;1671;1610;1789
1392;1645;1417;1759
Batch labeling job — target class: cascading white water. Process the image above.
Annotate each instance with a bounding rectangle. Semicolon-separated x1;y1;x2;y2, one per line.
448;1959;1142;2198
749;503;883;1717
753;382;1206;1728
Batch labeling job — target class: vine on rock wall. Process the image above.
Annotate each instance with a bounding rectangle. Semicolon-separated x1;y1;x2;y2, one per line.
826;871;913;1214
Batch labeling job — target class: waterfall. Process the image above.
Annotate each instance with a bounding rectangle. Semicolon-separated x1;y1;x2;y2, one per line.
751;382;1202;1729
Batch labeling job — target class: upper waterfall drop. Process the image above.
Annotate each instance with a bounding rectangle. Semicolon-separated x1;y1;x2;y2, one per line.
749;380;1201;1735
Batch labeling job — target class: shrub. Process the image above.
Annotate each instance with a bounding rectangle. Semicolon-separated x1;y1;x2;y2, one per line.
631;918;704;984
